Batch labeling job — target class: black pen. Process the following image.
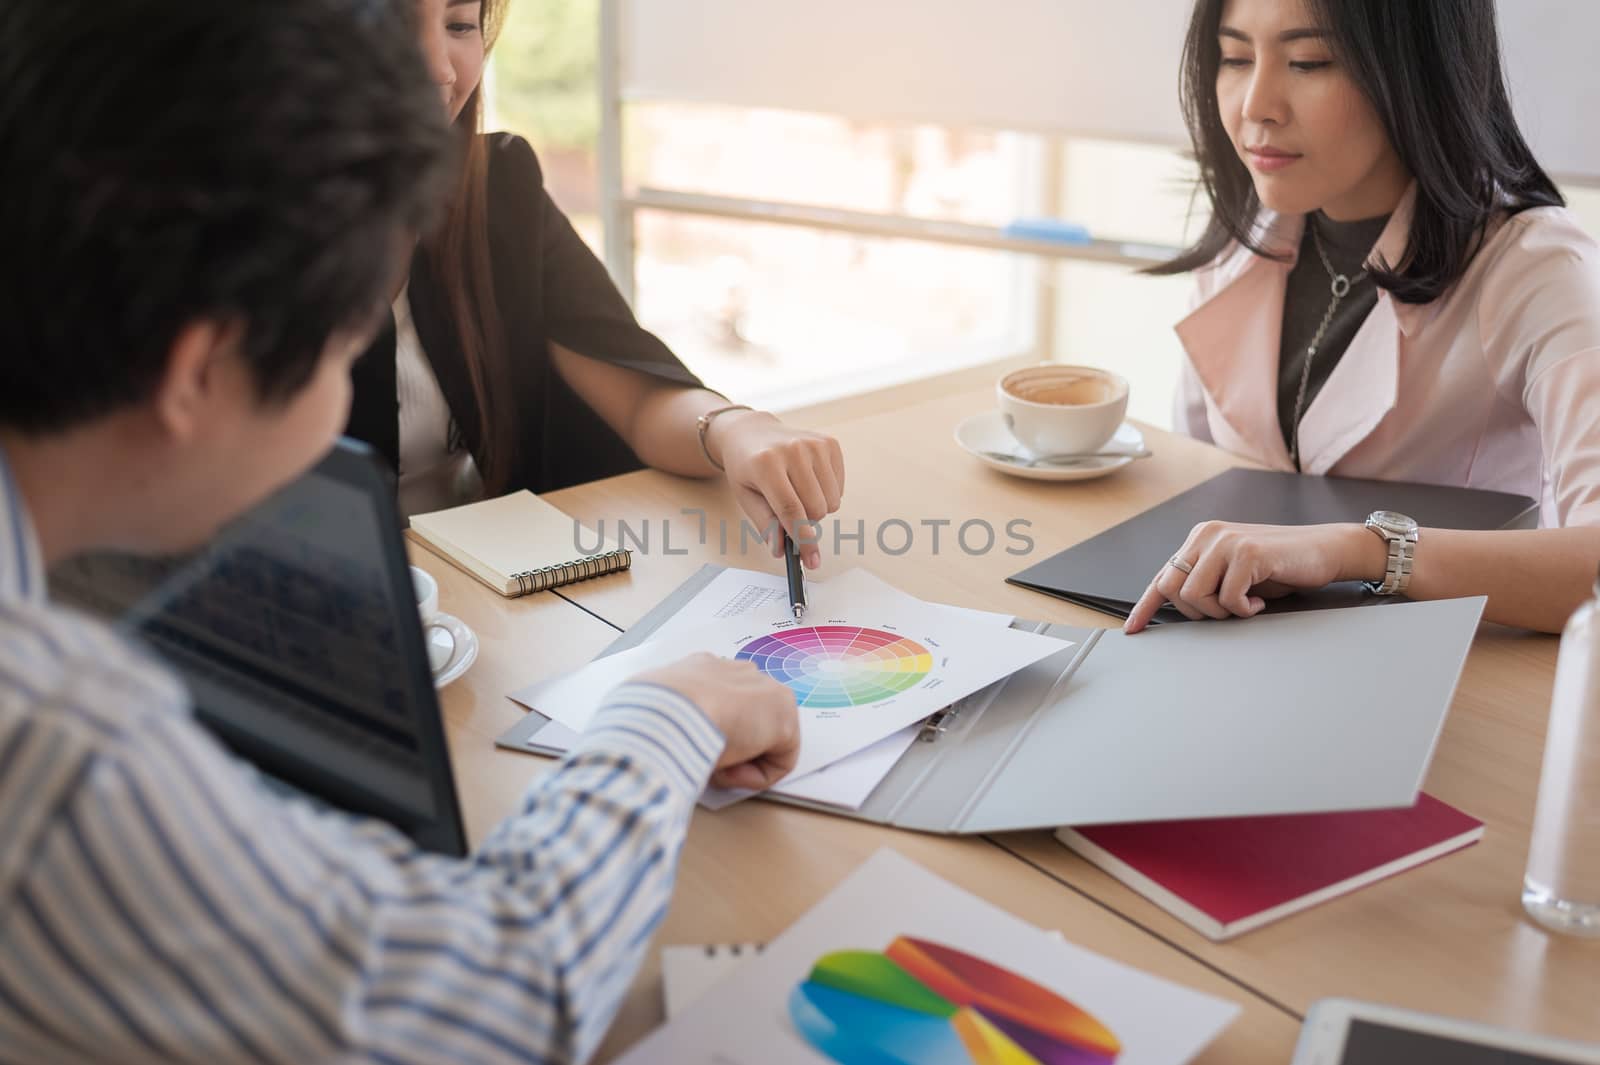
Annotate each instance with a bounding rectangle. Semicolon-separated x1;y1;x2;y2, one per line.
782;531;807;619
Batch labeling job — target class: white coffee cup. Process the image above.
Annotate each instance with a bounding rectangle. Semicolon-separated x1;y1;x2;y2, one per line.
410;565;456;674
997;364;1129;455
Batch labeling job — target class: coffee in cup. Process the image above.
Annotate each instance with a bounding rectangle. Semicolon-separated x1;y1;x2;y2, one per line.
997;364;1129;455
410;565;456;675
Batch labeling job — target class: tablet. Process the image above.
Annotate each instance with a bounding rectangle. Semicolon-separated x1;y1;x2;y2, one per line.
1293;999;1600;1065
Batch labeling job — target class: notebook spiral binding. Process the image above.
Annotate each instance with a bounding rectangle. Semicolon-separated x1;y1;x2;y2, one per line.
701;942;765;958
509;549;633;596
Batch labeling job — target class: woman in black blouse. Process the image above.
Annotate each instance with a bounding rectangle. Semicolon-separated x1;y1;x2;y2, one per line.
348;0;844;568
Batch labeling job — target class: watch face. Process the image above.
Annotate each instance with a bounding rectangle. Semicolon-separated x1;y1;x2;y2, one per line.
1371;511;1418;535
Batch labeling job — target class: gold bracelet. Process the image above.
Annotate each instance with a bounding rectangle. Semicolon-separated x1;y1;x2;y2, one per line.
696;404;753;471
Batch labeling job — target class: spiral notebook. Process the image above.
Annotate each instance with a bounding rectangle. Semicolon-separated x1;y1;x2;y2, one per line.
661;943;765;1019
406;490;630;597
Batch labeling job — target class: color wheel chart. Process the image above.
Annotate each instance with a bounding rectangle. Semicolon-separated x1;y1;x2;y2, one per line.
790;936;1121;1065
735;626;934;709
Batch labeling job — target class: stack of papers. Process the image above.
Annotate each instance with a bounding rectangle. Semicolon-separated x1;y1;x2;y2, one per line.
510;568;1065;807
620;849;1239;1064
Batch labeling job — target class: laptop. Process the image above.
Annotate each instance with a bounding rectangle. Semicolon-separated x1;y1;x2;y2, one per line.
50;439;468;857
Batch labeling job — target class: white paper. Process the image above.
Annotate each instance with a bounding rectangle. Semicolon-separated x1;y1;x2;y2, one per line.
661;943;766;1019
768;724;921;807
510;571;1061;785
620;849;1239;1065
662;931;1071;1020
520;699;923;811
524;717;580;750
767;590;1015;809
515;568;1017;810
666;565;791;627
761;582;1011;805
659;566;1014;637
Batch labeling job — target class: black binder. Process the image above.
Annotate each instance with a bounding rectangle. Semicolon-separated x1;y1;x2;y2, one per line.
1006;468;1538;621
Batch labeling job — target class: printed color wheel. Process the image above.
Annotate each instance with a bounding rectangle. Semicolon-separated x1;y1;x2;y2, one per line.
790;936;1121;1065
736;626;933;709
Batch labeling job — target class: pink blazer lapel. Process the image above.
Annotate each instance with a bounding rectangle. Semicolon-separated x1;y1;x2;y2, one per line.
1294;295;1400;474
1174;214;1300;470
1296;187;1434;475
1176;188;1436;476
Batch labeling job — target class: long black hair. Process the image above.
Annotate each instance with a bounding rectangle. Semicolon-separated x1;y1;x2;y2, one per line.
1149;0;1563;305
425;0;519;494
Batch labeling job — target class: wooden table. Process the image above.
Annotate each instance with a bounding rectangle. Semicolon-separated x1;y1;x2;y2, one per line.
548;391;1245;629
415;545;1303;1065
415;384;1595;1063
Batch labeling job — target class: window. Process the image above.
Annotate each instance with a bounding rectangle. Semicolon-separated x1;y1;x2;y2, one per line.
624;106;1048;410
485;3;1600;432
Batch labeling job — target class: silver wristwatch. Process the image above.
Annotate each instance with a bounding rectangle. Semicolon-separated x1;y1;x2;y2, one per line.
1363;511;1419;596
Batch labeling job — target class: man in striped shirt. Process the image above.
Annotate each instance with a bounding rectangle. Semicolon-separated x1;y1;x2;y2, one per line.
0;1;800;1062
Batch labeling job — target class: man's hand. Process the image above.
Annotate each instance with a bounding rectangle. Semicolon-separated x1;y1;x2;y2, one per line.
632;654;801;790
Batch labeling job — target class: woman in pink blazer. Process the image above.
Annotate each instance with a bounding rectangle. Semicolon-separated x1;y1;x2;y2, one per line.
1126;0;1600;635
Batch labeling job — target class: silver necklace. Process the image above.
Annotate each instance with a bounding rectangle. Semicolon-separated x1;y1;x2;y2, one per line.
1289;220;1369;469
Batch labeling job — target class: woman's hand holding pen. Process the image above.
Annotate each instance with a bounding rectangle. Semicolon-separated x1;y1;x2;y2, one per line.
1124;521;1386;633
707;410;846;569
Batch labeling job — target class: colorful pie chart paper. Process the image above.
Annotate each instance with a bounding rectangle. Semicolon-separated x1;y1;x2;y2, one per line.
613;849;1241;1065
736;626;934;708
791;937;1121;1065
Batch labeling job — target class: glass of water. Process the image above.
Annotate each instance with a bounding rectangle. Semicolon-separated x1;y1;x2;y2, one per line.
1523;573;1600;936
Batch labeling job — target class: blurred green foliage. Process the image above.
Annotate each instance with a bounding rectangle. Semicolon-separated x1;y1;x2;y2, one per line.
490;0;599;151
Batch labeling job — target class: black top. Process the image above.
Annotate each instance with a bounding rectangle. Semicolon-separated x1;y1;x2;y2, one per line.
344;133;702;495
1277;211;1389;463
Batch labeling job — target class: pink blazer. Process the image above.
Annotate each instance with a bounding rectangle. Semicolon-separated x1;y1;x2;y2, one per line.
1174;187;1600;527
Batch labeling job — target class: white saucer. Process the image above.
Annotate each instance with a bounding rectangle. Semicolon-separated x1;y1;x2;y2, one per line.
427;611;479;688
954;411;1147;481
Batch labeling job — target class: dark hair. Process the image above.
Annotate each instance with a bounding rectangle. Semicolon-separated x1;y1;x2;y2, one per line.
423;0;520;494
1150;0;1563;304
0;0;453;432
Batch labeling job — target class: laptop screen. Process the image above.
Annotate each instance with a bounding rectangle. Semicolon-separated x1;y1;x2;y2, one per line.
51;440;467;856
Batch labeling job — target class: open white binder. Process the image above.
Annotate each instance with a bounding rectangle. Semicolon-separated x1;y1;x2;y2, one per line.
497;565;1485;832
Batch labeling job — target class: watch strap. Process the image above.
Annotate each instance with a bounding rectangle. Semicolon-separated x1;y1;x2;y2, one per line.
1363;515;1418;596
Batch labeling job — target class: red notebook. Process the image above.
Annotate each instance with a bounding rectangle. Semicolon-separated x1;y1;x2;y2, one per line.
1054;794;1484;941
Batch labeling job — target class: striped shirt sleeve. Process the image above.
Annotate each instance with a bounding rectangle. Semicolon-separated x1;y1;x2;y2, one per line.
4;676;723;1065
